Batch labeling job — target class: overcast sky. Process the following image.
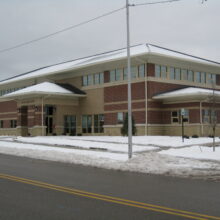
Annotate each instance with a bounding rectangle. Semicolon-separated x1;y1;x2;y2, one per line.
0;0;219;81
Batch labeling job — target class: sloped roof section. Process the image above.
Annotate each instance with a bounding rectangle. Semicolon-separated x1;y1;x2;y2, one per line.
153;87;220;101
0;43;220;86
1;82;86;100
56;83;86;95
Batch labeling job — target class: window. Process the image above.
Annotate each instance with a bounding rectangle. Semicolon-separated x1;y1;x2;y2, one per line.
115;69;122;81
175;68;181;80
64;115;76;135
94;114;104;133
123;68;127;80
206;73;216;84
161;66;167;78
131;66;137;79
94;73;100;84
82;115;92;133
110;70;116;82
171;111;179;123
195;72;201;83
170;67;175;80
10;120;17;128
181;69;188;81
182;109;189;123
155;65;161;78
188;70;194;81
203;109;210;123
117;112;123;124
201;72;206;83
0;120;3;128
138;64;145;77
88;75;93;85
82;76;88;86
99;72;104;84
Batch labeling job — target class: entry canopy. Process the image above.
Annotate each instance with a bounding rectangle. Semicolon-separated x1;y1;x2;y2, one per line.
0;82;86;101
153;87;220;103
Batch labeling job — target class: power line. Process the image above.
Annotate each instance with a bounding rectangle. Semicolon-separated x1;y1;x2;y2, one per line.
0;6;125;54
130;0;183;7
0;0;199;54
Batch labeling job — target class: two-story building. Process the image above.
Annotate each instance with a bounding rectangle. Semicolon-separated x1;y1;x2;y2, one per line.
0;43;220;136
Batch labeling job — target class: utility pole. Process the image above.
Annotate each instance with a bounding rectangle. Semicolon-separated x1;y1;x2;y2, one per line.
126;0;132;159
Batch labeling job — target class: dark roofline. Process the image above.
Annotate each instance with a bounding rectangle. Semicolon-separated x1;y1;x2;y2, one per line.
147;43;220;65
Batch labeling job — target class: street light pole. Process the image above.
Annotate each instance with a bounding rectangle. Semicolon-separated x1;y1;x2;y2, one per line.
126;0;133;159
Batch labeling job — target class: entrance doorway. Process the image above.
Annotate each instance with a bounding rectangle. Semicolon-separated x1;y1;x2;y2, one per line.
45;106;54;135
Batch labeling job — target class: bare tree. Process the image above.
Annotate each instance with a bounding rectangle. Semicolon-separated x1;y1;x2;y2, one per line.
208;81;217;152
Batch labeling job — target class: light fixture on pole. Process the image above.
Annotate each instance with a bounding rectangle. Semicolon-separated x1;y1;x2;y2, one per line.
126;0;133;159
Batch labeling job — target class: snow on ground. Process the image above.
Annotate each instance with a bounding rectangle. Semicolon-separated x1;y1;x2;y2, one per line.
4;136;158;153
160;146;220;161
0;136;220;179
5;135;218;148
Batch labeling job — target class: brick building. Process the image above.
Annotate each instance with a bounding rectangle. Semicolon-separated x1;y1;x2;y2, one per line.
0;43;220;136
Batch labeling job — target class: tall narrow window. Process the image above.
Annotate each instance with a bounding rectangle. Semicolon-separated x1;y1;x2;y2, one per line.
195;72;201;83
100;72;104;84
88;75;93;85
94;73;100;85
131;66;137;79
123;68;127;80
110;70;116;82
64;115;76;135
175;68;181;80
155;65;161;78
170;67;175;80
201;72;206;83
115;69;122;81
161;66;167;78
94;114;104;133
10;120;17;128
82;76;88;86
138;64;145;78
181;69;188;81
188;70;194;81
171;111;179;123
117;112;123;124
82;115;92;133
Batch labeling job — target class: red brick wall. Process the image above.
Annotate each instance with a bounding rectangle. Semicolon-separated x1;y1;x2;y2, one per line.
104;82;145;103
0;101;17;113
104;113;117;125
189;109;200;123
147;63;155;77
147;81;185;99
133;111;145;124
104;71;110;83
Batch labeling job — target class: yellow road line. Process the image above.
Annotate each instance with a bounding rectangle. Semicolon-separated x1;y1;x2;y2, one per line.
0;173;219;220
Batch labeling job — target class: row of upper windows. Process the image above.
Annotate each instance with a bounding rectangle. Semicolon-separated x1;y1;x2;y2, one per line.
0;86;25;96
82;64;145;86
155;65;217;84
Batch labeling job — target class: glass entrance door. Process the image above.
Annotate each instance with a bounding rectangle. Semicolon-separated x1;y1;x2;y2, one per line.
45;106;54;135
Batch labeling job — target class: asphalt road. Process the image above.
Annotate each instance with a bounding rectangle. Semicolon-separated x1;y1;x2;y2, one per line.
0;153;220;220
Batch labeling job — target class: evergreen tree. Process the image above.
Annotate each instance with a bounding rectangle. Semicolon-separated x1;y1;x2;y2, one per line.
121;113;136;136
